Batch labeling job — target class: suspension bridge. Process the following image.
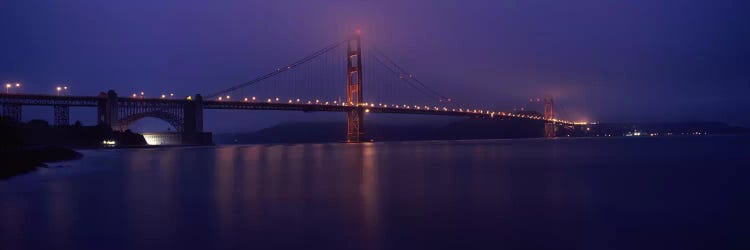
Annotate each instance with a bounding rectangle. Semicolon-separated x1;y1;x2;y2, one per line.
0;32;577;144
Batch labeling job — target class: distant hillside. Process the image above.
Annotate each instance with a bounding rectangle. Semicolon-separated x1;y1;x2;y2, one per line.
214;119;749;144
215;118;547;144
585;121;750;136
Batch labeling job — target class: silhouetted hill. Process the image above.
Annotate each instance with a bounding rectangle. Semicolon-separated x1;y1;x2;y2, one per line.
215;119;749;144
2;119;147;147
215;118;546;144
584;121;750;136
1;117;147;179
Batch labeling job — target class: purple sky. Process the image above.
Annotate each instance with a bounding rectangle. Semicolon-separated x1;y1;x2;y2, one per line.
2;0;749;132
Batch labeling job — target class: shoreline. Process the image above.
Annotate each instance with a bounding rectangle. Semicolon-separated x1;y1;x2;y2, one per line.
0;146;83;180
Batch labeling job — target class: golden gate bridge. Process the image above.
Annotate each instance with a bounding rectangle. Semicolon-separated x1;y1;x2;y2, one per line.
0;32;576;144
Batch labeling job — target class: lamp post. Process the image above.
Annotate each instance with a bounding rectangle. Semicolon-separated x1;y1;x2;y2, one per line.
55;85;69;96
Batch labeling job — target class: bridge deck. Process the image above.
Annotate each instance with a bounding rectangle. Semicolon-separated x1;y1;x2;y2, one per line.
203;100;568;124
0;93;572;125
0;93;101;106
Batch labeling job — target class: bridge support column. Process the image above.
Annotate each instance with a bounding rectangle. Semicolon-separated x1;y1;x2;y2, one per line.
98;90;119;129
183;94;204;133
53;105;69;126
1;104;22;122
543;96;555;138
182;94;211;145
346;32;364;142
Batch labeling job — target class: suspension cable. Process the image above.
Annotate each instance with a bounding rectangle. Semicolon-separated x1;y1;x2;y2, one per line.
370;46;451;102
206;38;349;99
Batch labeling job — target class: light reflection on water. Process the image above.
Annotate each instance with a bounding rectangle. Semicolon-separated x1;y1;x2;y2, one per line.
1;137;749;250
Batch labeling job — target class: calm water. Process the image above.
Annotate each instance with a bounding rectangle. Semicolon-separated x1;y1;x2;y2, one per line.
2;136;749;250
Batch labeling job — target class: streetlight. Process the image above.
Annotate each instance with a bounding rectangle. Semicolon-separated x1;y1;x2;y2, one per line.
5;82;21;94
55;85;69;96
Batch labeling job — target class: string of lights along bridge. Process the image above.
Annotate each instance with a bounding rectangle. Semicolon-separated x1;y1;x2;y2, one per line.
0;31;582;144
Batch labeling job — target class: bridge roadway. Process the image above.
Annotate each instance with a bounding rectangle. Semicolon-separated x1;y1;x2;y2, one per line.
0;93;573;125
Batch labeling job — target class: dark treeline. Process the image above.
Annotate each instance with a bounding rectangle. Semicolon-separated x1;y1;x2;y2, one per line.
0;117;146;179
4;119;146;147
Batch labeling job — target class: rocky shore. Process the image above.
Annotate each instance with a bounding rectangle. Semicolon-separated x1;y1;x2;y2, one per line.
0;146;83;179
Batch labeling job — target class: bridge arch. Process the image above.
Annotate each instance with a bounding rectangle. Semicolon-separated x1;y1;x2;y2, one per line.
117;110;184;132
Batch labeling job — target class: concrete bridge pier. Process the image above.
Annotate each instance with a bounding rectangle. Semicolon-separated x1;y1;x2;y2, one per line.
182;94;211;145
97;90;119;128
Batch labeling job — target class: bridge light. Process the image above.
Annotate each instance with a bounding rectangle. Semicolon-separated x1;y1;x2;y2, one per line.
252;96;256;101
267;98;272;102
288;100;293;103
186;96;192;100
225;95;231;100
275;97;279;101
365;109;370;113
218;97;223;101
296;98;300;102
169;93;174;97
243;97;248;102
325;101;329;105
161;94;166;99
140;91;144;96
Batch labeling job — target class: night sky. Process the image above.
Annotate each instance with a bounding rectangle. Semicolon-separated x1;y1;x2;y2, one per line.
2;0;749;132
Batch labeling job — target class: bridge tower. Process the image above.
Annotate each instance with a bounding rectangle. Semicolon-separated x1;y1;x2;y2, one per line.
543;96;555;137
97;90;119;128
346;32;364;142
183;94;204;133
1;104;21;122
